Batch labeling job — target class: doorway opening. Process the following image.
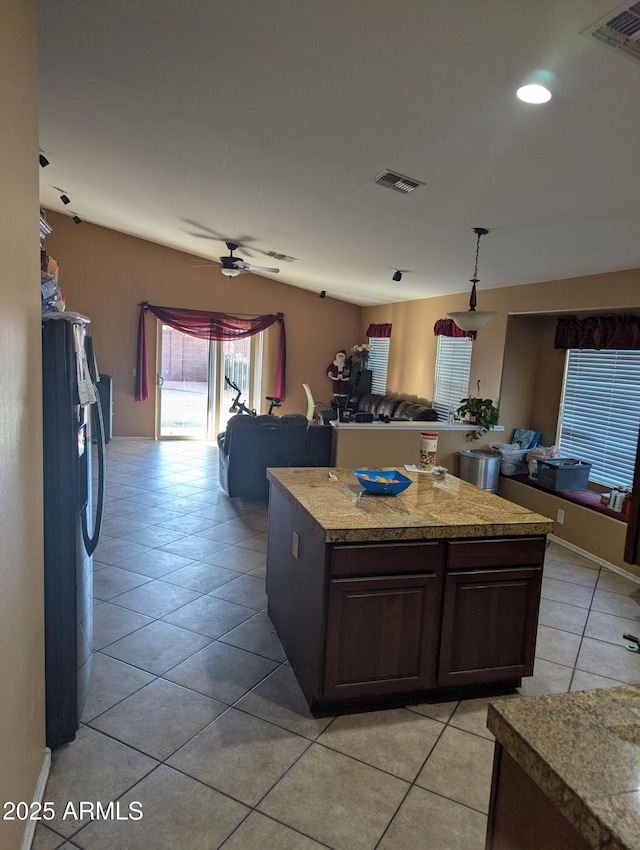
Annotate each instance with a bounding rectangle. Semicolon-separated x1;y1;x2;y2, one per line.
156;324;262;439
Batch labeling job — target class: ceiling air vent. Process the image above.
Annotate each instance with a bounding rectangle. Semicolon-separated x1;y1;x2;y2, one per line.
581;1;640;65
373;170;425;194
260;250;297;263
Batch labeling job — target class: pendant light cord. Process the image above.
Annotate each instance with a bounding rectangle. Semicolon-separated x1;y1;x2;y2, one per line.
471;230;481;284
468;227;488;311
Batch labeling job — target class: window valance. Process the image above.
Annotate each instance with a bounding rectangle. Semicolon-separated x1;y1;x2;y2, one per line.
433;318;477;340
554;314;640;351
136;302;286;402
366;323;392;338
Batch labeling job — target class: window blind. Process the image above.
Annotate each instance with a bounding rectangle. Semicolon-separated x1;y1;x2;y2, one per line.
433;336;472;420
558;348;640;487
368;337;390;394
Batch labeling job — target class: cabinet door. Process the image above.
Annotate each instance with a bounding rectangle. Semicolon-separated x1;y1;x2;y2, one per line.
324;573;439;700
438;567;542;687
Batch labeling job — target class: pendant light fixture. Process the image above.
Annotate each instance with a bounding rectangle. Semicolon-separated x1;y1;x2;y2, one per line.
447;227;496;332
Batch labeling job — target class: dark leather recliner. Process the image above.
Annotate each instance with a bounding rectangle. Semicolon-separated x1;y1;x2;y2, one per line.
217;414;332;498
356;394;439;421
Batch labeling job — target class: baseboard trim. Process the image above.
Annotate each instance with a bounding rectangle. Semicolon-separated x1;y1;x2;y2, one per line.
548;534;640;585
21;748;51;850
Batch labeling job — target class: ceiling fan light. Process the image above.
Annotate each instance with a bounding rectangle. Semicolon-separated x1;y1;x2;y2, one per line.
447;310;496;332
221;267;241;278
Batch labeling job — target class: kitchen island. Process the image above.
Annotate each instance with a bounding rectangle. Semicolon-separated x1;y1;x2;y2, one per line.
265;467;553;712
486;686;640;850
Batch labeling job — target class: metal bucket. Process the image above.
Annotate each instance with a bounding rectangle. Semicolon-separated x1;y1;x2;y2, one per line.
457;450;501;493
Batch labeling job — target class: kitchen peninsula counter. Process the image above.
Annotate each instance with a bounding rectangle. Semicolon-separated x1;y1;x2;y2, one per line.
328;419;504;469
265;468;553;712
486;686;640;850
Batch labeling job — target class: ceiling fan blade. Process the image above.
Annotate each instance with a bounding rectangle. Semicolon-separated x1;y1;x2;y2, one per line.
192;262;222;268
238;262;280;273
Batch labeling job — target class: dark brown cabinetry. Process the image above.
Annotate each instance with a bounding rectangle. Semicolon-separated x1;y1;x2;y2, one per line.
325;572;440;699
438;567;542;687
486;746;590;850
266;485;547;711
438;537;544;687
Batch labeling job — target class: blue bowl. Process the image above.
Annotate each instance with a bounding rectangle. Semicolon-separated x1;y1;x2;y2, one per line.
354;469;413;495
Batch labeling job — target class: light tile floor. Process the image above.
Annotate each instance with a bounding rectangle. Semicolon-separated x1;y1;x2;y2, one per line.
35;439;640;850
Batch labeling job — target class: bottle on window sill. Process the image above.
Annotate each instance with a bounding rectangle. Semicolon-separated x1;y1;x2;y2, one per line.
610;486;627;513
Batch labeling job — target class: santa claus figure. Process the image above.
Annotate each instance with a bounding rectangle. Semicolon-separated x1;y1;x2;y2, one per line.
326;350;351;407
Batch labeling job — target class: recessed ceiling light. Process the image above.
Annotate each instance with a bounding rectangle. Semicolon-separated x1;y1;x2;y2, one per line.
516;83;552;104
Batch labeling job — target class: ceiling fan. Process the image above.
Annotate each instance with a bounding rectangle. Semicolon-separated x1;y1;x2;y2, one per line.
194;241;280;278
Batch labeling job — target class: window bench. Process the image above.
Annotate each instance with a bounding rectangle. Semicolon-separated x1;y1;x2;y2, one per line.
507;473;629;523
498;474;632;576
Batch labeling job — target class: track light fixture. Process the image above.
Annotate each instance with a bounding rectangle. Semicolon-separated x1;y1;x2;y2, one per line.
72;214;82;224
392;270;402;282
39;153;49;168
447;227;496;332
319;290;326;299
60;193;71;205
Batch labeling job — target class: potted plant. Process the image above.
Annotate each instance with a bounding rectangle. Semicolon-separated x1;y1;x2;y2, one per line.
456;381;499;441
346;343;371;398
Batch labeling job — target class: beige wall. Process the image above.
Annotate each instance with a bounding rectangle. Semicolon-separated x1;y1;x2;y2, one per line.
527;317;566;445
46;214;640;571
331;425;504;472
362;269;640;409
362;270;640;573
0;2;47;848
362;273;640;460
44;213;362;436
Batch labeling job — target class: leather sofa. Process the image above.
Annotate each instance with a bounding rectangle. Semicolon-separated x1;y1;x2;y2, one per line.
218;413;332;498
320;393;438;422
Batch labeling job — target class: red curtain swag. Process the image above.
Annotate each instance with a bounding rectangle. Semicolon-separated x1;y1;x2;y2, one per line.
433;318;477;340
554;314;640;350
366;323;392;338
136;303;286;402
136;306;150;402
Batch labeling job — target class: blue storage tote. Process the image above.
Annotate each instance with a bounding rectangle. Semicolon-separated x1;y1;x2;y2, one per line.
536;459;591;491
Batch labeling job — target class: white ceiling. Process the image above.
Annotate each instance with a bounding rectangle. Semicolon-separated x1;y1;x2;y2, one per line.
38;0;640;306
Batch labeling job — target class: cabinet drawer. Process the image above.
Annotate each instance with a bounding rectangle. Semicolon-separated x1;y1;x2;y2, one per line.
447;537;546;570
330;541;444;577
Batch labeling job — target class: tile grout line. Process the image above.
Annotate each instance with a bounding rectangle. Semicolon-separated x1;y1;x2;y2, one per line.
70;441;638;849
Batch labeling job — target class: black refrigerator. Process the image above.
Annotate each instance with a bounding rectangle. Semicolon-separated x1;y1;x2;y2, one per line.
42;312;106;749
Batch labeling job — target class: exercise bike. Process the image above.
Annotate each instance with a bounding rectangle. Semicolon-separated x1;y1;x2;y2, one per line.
225;375;281;416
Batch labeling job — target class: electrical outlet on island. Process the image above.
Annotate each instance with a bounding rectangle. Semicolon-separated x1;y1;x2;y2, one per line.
556;509;565;524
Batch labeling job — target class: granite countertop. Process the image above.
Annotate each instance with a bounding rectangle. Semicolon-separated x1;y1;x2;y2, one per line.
488;687;640;850
266;467;554;543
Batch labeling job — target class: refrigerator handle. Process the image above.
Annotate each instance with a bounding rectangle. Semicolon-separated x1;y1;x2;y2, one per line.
81;389;106;556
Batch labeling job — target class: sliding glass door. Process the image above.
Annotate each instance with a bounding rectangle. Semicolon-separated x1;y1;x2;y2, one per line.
156;324;262;439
